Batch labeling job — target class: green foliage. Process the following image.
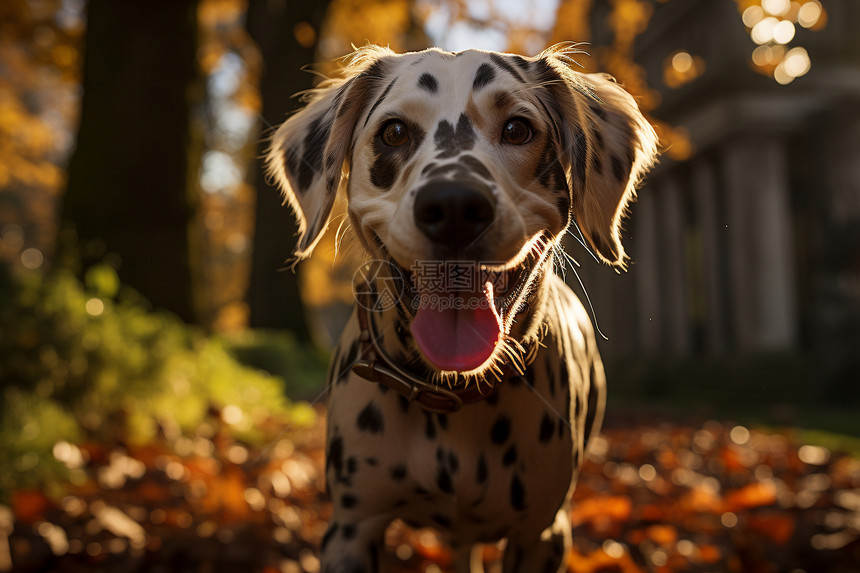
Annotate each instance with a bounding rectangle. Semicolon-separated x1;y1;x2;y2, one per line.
224;329;328;400
0;263;319;498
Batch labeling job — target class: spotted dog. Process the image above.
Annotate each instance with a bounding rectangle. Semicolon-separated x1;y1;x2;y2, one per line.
267;45;658;572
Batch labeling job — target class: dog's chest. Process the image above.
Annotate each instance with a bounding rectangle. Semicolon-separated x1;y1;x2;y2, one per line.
326;344;585;541
402;379;577;538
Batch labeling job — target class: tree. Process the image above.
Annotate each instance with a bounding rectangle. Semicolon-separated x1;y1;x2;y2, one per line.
244;0;333;340
61;0;202;324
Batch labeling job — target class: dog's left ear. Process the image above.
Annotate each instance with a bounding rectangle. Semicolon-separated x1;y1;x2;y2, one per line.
539;54;659;267
266;49;393;260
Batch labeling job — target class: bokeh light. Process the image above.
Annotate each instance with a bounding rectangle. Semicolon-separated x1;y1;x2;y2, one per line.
736;0;825;84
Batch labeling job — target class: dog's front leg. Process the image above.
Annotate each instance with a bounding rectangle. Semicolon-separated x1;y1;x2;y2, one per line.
501;508;571;573
452;543;485;573
320;513;388;573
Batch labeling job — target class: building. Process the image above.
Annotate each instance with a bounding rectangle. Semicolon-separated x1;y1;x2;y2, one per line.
578;0;860;400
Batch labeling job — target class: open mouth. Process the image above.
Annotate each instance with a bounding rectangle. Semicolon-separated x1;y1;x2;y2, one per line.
403;232;552;374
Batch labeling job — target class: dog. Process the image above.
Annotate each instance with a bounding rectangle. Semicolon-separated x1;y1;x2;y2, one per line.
267;44;658;573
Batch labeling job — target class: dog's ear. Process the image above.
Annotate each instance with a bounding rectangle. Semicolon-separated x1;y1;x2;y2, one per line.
266;49;393;260
538;52;658;267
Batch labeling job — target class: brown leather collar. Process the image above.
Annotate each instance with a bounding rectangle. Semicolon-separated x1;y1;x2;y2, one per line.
350;289;534;413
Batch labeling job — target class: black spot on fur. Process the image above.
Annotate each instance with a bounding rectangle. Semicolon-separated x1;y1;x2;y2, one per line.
297;115;332;192
365;457;378;466
437;413;448;430
390;464;407;481
432;513;452;528
360;59;388;80
503;445;517;467
326;172;339;193
591;125;604;149
473;63;496;90
532;56;556;80
486;391;499;406
325;152;337;171
437;467;454;493
347;457;358;475
557;193;571;222
364;78;397;127
592;150;603;175
573;126;587;192
341;523;357;540
491;415;511;444
447;451;459;473
511;55;531;71
611;153;629;183
341;493;358;508
398;395;411;414
476;454;488;483
424;412;436;439
415;486;430;496
328;436;345;483
433;114;476;158
537;142;568;197
321;522;338;551
489;53;526;83
357;402;384;434
418;73;438;93
511;474;526;511
539;412;555;443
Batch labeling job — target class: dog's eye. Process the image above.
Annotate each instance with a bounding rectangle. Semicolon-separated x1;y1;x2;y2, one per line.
381;120;409;147
501;118;533;145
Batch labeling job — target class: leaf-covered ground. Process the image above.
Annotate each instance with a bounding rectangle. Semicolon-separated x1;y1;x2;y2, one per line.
5;406;860;573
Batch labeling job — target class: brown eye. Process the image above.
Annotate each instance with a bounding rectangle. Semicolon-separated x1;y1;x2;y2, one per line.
381;120;409;147
501;118;533;145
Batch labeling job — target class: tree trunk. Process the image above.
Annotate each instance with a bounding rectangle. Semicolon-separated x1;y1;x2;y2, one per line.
61;0;202;323
245;0;331;340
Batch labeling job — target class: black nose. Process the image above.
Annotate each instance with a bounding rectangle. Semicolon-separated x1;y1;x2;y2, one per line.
413;181;495;250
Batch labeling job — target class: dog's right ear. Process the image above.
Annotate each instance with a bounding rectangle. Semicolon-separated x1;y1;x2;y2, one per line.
266;48;393;260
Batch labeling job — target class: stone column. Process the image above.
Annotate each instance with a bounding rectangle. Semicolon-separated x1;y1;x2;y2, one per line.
632;184;663;354
721;137;797;349
692;158;727;353
657;175;690;355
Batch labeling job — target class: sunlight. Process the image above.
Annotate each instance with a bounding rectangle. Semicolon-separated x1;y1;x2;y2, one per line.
736;0;825;84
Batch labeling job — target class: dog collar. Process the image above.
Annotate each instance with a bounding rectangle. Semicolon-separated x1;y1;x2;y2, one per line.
351;290;535;414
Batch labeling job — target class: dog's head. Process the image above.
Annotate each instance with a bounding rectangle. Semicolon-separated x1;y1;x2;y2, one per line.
268;45;657;375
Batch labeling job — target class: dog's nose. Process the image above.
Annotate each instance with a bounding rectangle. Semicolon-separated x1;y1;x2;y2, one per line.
413;182;495;250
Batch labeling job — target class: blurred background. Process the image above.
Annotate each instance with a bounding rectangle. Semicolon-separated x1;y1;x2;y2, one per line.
1;0;859;572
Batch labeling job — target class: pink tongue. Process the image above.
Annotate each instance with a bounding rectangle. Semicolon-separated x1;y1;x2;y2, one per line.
411;289;501;372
